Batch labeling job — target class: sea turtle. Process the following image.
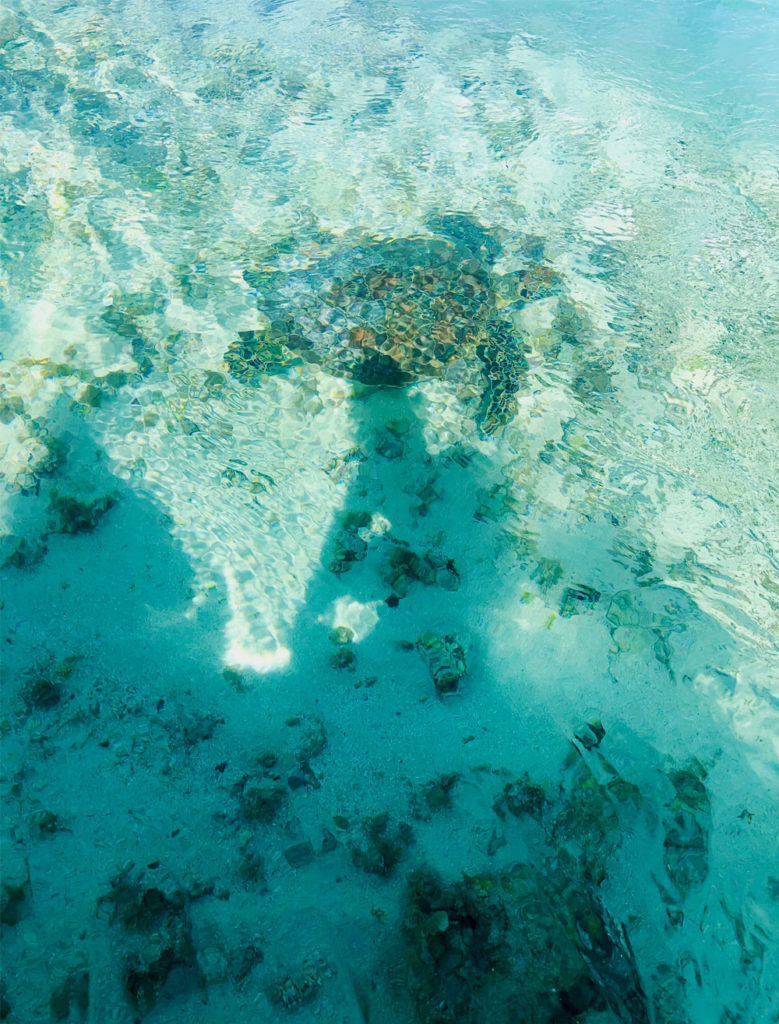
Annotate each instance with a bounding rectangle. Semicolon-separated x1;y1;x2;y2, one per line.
225;214;561;433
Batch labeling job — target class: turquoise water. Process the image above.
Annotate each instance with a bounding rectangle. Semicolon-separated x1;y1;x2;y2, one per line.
1;1;777;1021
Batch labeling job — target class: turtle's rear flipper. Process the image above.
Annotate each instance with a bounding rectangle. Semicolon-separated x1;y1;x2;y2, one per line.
475;321;528;435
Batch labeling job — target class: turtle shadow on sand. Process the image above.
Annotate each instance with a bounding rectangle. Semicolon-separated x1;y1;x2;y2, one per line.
288;380;480;679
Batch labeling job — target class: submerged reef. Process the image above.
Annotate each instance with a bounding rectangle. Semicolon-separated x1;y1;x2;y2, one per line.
0;656;735;1024
98;867;196;1017
416;631;467;696
350;812;415;877
400;736;657;1024
401;863;645;1024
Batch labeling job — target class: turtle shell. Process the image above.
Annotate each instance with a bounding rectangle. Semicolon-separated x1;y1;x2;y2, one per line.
226;219;540;432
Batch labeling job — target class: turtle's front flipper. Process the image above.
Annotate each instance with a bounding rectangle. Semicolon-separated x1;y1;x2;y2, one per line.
475;319;528;435
224;321;320;384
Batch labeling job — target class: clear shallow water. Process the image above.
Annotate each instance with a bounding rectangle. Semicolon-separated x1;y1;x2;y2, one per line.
412;0;779;133
1;1;777;1022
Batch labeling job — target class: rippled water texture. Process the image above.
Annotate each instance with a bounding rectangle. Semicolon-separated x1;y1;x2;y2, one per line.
1;1;777;1022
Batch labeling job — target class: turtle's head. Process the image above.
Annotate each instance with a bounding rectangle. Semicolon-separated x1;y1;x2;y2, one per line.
426;212;503;266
